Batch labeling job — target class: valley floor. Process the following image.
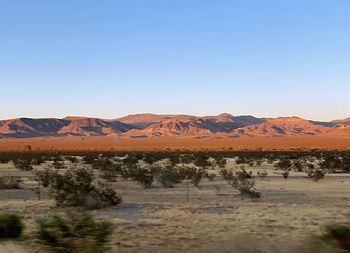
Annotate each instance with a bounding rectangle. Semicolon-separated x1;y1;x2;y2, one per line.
0;136;350;152
1;162;350;252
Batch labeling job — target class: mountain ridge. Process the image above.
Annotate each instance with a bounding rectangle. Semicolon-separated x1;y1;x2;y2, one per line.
0;114;348;139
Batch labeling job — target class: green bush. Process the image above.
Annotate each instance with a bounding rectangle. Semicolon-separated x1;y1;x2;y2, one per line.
178;166;205;187
318;222;350;251
221;168;261;199
37;212;113;253
306;166;325;182
12;159;33;171
155;165;183;188
38;167;122;209
0;213;24;239
93;158;119;182
128;165;155;188
34;168;52;187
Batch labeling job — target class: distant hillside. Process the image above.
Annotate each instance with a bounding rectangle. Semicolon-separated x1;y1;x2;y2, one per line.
0;113;348;138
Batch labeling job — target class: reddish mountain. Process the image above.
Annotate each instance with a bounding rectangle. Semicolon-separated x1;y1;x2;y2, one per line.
0;118;68;138
124;119;211;137
332;117;350;125
0;117;132;138
0;114;348;138
232;117;337;137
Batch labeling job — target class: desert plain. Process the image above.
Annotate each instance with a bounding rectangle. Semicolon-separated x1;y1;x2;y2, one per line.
0;151;350;253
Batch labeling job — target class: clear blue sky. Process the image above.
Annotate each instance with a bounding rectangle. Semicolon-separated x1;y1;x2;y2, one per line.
1;0;349;121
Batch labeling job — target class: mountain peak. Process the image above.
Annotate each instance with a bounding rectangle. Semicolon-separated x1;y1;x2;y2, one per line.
217;113;234;117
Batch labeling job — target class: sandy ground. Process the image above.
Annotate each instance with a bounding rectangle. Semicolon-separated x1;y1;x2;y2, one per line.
0;136;350;152
1;161;350;252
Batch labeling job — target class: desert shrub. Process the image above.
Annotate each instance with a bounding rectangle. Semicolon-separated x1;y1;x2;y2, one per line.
34;168;53;187
221;168;261;198
236;156;249;164
123;154;142;167
257;170;268;179
320;156;344;173
13;159;33;171
51;155;64;162
168;155;181;166
128;165;155;188
180;153;195;164
37;212;113;253
31;157;45;165
194;155;211;168
215;157;227;168
317;222;350;252
154;165;183;188
142;153;165;164
255;159;263;166
91;157;113;171
205;172;216;181
0;176;23;189
306;165;325;182
93;158;120;182
274;158;292;179
52;160;66;170
40;167;122;209
282;170;290;179
275;159;292;171
65;156;79;163
293;160;304;172
178;166;205;187
82;154;99;165
0;213;24;239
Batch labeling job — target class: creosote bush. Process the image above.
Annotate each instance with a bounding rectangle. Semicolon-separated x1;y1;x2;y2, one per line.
155;165;184;188
93;158;119;182
221;168;261;198
306;165;325;182
316;222;350;252
128;165;155;188
0;213;24;239
257;170;268;179
37;167;122;209
34;168;52;187
37;212;113;253
13;159;33;171
178;165;206;187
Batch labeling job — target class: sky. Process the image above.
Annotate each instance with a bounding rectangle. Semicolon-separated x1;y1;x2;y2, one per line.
0;0;349;121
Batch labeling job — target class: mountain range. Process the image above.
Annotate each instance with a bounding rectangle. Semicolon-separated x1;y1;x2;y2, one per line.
0;113;349;139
